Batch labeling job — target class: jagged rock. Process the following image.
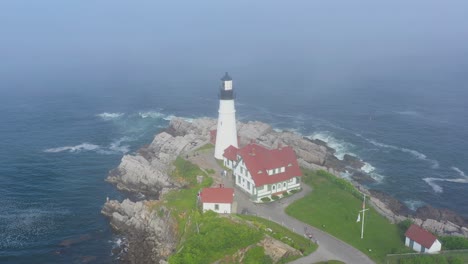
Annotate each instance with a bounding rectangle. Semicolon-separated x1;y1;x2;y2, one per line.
414;205;467;227
102;199;176;264
343;154;365;170
369;190;411;217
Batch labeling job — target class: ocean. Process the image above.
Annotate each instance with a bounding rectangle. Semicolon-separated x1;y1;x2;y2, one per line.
1;70;467;263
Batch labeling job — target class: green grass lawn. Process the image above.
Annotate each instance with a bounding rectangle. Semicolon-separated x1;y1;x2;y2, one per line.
285;169;410;263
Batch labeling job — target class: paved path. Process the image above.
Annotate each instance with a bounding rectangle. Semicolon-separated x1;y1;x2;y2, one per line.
189;149;375;264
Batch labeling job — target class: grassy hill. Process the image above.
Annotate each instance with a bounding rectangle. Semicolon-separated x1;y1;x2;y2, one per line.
286;169;411;263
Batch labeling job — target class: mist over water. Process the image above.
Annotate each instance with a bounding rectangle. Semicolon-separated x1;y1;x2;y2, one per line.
1;0;468;262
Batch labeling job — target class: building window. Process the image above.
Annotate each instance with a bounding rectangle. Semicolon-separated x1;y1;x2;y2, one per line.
272;185;276;191
237;175;240;183
283;182;286;188
247;182;250;190
215;204;219;210
240;167;244;174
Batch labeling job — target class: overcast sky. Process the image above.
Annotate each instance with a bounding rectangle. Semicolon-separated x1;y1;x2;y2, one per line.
1;1;467;95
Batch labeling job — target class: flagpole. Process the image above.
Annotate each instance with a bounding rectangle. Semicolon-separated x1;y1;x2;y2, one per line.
361;194;366;239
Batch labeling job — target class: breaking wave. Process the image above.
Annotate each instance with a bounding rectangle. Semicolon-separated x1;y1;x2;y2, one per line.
138;111;166;119
361;162;376;173
44;143;100;153
44;137;133;155
97;112;124;120
308;132;355;160
367;139;439;169
404;200;425;211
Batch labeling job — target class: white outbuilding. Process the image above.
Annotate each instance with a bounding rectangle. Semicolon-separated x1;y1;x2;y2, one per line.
405;224;442;253
200;187;234;214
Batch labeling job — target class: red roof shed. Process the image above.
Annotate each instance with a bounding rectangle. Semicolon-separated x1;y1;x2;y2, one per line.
405;224;438;249
200;187;234;204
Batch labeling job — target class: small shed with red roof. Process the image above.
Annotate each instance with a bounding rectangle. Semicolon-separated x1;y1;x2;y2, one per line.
405;224;442;253
200;187;235;214
231;143;302;202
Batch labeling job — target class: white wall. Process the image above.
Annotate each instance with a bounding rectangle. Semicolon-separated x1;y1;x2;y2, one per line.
405;237;441;253
428;239;442;253
203;202;231;214
215;100;238;159
233;160;255;195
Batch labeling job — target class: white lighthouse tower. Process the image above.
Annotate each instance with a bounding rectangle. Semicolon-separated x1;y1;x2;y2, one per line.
214;72;238;159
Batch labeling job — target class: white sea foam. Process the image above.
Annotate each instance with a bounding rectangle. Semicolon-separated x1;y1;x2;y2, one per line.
361;162;376;173
108;137;132;154
45;137;132;155
423;178;444;193
369;172;385;182
404;200;425;211
138;111;165;119
452;166;467;178
423;172;468;193
367;139;439;168
308;132;355;160
44;143;101;153
97;112;124;120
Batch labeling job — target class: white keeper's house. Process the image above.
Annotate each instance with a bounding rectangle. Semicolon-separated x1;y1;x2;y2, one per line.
200;187;235;214
405;224;442;253
223;143;302;202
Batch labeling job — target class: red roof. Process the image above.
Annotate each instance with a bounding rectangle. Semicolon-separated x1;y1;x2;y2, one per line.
405;224;438;249
223;145;238;161
238;143;302;186
200;187;234;204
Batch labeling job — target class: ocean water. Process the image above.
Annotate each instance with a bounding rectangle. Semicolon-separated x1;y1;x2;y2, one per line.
1;71;467;262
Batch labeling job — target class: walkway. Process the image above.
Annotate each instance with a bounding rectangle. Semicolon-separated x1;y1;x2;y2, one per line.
188;149;375;264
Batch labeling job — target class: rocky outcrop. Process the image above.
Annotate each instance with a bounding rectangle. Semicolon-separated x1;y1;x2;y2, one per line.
102;199;177;264
106;119;217;197
369;190;411;217
414;206;468;227
257;236;301;262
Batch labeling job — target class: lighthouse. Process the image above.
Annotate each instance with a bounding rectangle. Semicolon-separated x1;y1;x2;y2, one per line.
214;72;238;159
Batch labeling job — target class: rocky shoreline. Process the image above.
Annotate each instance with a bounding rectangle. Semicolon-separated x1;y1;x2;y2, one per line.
102;117;468;263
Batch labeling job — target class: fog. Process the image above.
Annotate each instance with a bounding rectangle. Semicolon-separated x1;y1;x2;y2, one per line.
1;1;467;98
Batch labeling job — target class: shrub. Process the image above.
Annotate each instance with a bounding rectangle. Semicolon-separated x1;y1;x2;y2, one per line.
261;197;271;202
243;246;273;264
282;191;290;196
440;236;468;250
290;189;300;194
271;195;280;200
